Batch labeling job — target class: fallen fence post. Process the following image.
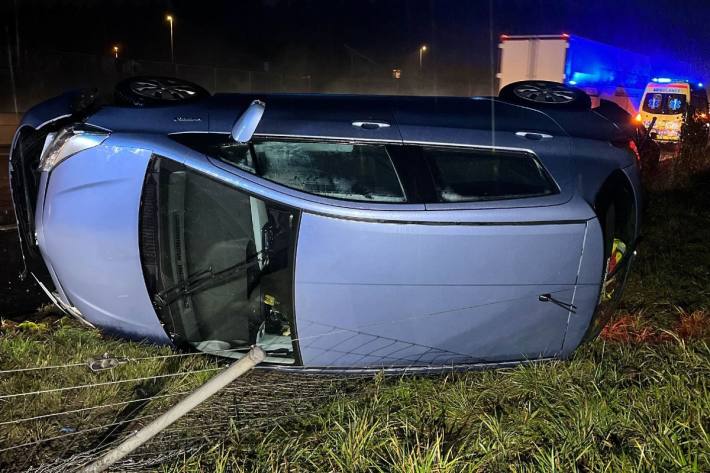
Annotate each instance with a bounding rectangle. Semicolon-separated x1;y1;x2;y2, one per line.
80;346;266;473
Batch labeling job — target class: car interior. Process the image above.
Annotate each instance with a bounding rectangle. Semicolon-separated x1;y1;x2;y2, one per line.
155;160;298;364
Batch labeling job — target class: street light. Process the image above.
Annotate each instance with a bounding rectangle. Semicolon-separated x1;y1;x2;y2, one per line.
419;45;427;72
112;45;119;59
166;14;174;65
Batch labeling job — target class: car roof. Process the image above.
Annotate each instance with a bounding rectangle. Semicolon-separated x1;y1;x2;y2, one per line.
82;92;619;143
207;93;566;140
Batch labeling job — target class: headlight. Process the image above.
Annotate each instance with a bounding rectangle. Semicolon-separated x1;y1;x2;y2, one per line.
39;126;109;172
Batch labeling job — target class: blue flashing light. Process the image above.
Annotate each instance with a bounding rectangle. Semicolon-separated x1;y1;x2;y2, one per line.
568;80;577;85
699;82;704;88
652;77;673;83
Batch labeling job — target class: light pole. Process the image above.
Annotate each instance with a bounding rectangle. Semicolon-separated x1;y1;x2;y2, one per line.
112;45;119;59
166;14;174;64
419;45;427;72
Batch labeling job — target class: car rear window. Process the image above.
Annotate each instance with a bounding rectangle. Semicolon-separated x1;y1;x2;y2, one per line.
218;140;407;203
423;147;557;202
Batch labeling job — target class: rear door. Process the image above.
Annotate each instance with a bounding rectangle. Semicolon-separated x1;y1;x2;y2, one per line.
295;113;591;367
296;207;590;365
300;97;584;365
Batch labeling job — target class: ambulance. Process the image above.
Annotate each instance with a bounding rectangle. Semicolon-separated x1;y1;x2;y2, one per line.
637;79;708;143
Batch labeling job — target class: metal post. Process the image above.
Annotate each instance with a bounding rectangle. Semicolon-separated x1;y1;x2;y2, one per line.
80;347;266;473
13;0;20;68
5;27;18;115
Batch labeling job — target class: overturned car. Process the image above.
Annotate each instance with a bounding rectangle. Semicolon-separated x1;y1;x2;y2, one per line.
10;78;642;370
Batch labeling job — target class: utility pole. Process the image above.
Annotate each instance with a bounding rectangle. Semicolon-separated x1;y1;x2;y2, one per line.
6;27;18;115
13;0;21;66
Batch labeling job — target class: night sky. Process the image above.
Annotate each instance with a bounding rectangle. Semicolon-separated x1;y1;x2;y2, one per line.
4;0;710;83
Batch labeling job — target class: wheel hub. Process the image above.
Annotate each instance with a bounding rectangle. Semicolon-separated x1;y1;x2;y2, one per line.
129;79;199;101
513;83;576;104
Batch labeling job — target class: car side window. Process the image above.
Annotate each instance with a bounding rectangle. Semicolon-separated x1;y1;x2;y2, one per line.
250;141;405;202
211;140;406;203
422;146;557;202
210;141;256;173
171;134;407;203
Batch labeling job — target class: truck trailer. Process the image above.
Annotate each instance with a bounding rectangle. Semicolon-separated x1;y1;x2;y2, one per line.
497;34;697;115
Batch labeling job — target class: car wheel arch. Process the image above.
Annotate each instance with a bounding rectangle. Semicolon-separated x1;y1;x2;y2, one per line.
593;170;637;253
576;170;637;343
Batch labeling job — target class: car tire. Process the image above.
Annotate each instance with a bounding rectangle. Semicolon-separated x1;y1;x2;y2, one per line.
114;76;210;107
499;80;592;111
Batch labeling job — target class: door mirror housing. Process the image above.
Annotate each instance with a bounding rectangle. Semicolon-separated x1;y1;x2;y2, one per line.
231;100;265;143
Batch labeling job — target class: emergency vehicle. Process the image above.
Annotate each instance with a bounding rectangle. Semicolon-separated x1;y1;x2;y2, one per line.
637;79;709;143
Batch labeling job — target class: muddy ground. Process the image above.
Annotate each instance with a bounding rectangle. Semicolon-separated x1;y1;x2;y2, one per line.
0;145;47;317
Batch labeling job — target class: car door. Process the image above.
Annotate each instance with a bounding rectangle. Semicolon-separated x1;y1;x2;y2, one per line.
293;98;593;367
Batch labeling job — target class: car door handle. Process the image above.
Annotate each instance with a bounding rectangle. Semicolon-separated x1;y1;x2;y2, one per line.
516;131;553;140
539;293;577;313
352;121;391;130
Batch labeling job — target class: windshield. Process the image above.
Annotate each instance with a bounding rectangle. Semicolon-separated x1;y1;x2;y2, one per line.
143;157;299;364
642;93;688;115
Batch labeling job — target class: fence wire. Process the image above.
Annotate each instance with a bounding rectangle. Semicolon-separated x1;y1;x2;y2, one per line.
0;303;541;471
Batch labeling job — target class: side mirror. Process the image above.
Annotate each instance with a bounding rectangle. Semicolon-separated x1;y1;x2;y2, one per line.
231;100;265;143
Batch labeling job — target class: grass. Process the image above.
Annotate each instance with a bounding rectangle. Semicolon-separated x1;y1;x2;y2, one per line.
1;153;709;472
610;164;710;340
0;315;217;469
171;340;710;472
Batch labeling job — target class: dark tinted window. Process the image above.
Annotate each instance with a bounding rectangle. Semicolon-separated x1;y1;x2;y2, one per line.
423;147;557;202
642;93;687;115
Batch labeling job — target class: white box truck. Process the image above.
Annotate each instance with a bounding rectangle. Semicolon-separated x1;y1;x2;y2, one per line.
497;34;663;114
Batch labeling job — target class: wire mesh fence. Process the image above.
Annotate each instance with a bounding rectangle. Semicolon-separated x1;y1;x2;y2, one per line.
0;312;505;472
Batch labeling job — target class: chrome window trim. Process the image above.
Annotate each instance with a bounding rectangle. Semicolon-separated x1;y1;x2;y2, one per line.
254;133;401;144
402;139;536;154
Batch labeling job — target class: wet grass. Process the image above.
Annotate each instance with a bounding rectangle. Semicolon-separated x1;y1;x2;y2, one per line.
0;314;218;469
1;157;709;471
171;339;710;472
613;166;710;336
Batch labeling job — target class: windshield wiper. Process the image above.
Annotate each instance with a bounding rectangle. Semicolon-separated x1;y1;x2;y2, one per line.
153;250;268;309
